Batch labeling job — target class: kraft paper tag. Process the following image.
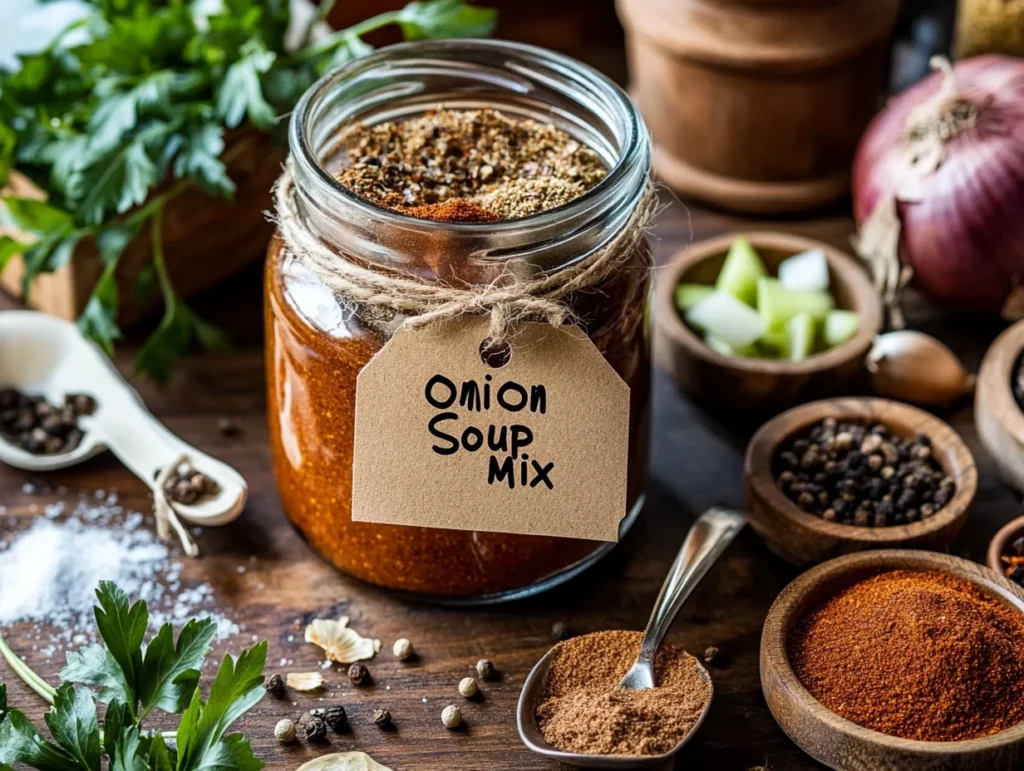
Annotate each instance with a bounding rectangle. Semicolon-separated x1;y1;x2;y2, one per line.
351;317;630;541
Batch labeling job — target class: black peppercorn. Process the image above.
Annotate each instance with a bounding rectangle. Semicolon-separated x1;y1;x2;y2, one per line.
372;708;393;727
304;716;327;741
322;705;348;732
348;662;371;686
552;621;572;641
773;418;953;529
264;673;285;697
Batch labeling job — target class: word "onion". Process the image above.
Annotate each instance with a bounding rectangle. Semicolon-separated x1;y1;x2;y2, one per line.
852;55;1024;325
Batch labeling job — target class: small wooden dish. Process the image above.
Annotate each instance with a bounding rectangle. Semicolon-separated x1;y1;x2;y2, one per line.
976;320;1024;495
744;397;977;566
761;550;1024;770
987;514;1024;577
654;231;883;414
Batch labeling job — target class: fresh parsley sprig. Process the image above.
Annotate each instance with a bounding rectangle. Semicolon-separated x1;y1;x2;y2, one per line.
0;581;268;771
0;0;496;381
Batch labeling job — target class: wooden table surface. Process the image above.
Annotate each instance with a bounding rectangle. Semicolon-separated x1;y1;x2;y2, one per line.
0;194;1017;771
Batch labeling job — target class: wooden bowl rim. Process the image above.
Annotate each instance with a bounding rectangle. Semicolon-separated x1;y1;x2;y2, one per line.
655;231;883;376
744;397;978;544
762;549;1024;753
987;514;1024;575
977;318;1024;452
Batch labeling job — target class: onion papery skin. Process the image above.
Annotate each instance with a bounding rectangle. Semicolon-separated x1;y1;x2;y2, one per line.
853;56;1024;315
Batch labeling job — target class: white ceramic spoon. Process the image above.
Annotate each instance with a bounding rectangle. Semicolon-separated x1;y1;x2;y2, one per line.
0;311;247;553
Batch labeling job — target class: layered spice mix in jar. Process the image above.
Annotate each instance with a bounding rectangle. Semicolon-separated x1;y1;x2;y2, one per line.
266;41;654;602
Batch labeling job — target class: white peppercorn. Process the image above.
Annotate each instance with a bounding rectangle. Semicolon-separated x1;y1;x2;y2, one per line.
458;677;478;698
393;638;414;660
274;718;296;743
441;704;462;729
475;658;495;680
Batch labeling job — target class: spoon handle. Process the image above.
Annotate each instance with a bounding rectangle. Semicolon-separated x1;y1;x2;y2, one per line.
634;507;747;681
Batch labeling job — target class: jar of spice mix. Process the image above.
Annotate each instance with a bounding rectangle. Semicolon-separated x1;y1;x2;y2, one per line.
266;41;653;602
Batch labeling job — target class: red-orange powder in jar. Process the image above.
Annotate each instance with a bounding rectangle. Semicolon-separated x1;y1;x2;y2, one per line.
266;42;653;600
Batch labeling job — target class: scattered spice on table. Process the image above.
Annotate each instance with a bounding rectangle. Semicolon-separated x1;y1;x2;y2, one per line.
304;715;328;742
348;662;371;685
393;637;414;660
441;704;462;729
536;630;711;756
476;658;495;681
265;673;286;696
551;621;573;641
458;677;478;698
703;645;719;665
335;108;607;221
0;387;94;454
163;461;220;505
372;708;393;728
312;705;349;733
789;569;1024;741
774;418;954;526
275;718;297;743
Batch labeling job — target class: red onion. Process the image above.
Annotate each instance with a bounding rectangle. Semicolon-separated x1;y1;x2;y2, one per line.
852;55;1024;321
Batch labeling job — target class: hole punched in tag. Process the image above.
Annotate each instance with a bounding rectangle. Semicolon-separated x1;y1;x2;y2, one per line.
479;338;513;369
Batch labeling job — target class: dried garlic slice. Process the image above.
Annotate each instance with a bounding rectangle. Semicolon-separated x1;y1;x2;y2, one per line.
305;617;380;664
296;752;393;771
286;671;325;691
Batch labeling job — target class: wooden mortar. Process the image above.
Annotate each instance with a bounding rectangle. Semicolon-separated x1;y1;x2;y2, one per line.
617;0;900;214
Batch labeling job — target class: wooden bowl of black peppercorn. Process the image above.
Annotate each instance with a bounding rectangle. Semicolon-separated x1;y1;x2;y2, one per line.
744;397;977;567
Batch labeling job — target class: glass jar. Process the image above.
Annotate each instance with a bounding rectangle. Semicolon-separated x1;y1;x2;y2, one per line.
266;40;652;603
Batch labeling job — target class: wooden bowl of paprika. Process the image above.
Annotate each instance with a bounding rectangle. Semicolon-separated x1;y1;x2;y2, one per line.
762;549;1024;770
744;397;976;567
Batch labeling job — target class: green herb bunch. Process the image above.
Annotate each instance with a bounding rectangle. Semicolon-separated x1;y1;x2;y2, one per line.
0;0;497;381
0;581;268;771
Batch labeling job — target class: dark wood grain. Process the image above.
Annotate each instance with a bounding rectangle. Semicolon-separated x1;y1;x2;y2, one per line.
0;191;1018;771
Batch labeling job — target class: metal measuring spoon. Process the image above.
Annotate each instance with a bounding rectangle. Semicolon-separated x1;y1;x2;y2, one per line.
517;506;747;769
0;312;247;551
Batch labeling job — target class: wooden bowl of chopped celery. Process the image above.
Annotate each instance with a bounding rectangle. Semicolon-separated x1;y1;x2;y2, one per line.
655;232;883;414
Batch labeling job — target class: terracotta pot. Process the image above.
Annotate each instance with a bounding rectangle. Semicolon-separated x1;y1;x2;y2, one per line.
618;0;900;214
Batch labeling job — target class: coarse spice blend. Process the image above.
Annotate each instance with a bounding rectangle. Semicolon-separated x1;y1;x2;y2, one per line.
789;569;1024;741
536;630;711;755
266;42;653;600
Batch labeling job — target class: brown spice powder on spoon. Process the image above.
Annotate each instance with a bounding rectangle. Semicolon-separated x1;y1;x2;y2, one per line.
536;630;711;756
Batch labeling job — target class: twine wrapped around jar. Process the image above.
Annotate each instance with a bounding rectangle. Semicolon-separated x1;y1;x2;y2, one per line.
271;161;658;345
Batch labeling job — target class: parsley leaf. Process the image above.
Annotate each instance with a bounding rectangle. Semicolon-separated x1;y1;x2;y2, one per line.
0;710;77;771
216;44;276;130
174;642;267;771
43;685;101;771
0;0;496;379
397;0;497;39
138;619;217;717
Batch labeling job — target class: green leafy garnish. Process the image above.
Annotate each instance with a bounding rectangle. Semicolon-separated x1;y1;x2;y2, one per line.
0;582;267;771
0;0;496;380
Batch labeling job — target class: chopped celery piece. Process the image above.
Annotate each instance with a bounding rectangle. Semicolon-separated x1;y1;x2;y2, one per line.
715;237;766;306
757;278;834;330
705;333;757;357
686;290;766;347
778;248;830;292
786;312;816;362
674;283;715;312
824;309;860;347
759;327;791;358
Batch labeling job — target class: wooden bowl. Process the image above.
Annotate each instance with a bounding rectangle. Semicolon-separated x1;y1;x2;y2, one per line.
744;397;977;567
987;513;1024;577
761;550;1024;770
976;320;1024;495
654;232;883;414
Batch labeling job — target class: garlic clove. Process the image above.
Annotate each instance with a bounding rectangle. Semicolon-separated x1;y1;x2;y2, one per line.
866;330;975;406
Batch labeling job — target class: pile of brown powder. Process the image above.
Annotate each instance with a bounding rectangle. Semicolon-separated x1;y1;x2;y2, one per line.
789;570;1024;742
535;630;711;756
336;108;607;221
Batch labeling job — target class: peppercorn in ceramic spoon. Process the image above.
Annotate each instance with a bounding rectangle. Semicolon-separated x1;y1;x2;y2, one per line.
0;311;247;554
516;506;747;768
